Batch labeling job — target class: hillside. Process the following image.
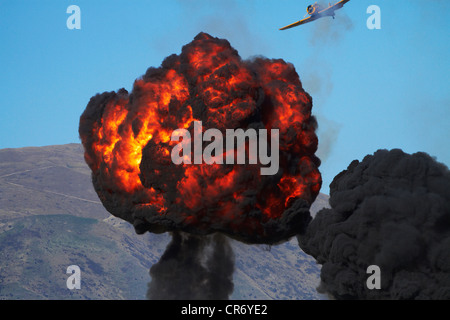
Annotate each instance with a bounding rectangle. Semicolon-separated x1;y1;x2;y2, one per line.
0;144;329;300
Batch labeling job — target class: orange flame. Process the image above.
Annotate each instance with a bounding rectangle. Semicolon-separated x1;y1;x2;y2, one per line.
80;33;321;243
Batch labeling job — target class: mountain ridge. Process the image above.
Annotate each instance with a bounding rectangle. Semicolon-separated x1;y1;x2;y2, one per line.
0;143;329;300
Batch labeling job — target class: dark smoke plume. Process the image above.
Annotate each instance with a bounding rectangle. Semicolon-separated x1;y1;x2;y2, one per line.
147;232;234;300
298;149;450;299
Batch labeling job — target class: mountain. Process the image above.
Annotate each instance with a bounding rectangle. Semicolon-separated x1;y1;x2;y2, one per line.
0;143;329;300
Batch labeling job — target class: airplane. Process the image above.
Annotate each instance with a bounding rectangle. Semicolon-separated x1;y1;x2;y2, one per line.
279;0;350;30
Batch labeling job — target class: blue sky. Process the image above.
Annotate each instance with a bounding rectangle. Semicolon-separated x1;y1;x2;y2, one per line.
0;0;449;193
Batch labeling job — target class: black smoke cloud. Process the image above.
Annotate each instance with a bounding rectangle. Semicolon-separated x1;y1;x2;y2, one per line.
147;232;234;300
298;149;450;299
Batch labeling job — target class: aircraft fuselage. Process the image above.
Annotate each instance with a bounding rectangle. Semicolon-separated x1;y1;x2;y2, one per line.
307;3;336;18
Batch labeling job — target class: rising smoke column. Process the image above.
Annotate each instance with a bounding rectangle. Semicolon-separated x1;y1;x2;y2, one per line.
298;149;450;299
147;232;234;300
79;32;321;244
79;32;321;299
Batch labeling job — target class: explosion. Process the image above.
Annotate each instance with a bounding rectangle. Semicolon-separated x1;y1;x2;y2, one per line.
79;32;321;245
299;149;450;299
78;32;449;300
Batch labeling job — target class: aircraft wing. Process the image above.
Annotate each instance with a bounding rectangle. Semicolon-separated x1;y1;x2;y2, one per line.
279;15;319;30
319;0;350;14
333;0;351;10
